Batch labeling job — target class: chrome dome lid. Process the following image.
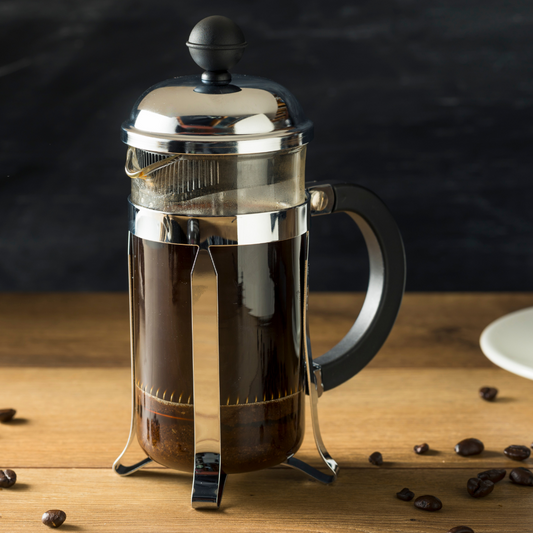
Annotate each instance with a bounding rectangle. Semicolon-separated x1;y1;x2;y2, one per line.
121;16;313;155
121;75;313;155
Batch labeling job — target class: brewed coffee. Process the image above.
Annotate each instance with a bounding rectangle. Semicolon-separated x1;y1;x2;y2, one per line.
132;234;307;473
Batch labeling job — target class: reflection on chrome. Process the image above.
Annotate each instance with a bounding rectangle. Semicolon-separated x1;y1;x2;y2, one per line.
121;76;313;154
129;199;308;247
191;248;225;508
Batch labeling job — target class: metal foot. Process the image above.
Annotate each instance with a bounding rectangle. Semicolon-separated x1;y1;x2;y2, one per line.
284;456;336;484
191;452;227;509
284;359;339;484
114;456;154;477
301;360;340;483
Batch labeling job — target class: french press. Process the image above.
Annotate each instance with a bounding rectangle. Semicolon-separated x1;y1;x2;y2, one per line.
113;15;406;509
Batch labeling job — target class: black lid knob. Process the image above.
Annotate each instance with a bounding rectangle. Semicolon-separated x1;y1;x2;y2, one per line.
187;16;247;90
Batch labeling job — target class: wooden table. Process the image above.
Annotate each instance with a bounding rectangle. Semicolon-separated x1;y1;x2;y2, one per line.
1;293;533;532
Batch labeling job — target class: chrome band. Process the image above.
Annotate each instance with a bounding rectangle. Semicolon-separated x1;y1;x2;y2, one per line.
128;199;308;247
123;127;310;156
190;248;226;508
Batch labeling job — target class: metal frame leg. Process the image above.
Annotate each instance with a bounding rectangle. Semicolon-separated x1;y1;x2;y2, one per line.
283;232;339;484
113;232;153;477
190;247;227;509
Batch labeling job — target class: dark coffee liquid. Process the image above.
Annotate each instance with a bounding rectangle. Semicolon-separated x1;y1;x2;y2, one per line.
132;234;307;474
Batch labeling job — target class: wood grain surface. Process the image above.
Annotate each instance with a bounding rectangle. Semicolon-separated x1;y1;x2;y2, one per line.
1;468;529;533
2;292;533;367
1;293;533;531
1;367;532;471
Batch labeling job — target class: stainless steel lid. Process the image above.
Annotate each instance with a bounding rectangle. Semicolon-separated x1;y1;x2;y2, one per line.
121;16;313;155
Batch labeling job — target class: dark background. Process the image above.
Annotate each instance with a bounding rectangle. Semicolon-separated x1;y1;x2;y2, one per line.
1;0;532;291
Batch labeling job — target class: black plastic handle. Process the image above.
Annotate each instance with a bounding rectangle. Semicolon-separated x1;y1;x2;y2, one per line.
310;183;406;391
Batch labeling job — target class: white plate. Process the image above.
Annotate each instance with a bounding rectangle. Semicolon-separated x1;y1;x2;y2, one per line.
480;306;533;380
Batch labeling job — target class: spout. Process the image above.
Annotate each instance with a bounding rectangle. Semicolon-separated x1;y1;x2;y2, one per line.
124;147;180;180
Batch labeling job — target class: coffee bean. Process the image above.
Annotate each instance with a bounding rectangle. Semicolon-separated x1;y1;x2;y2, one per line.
396;488;414;501
414;443;429;455
369;451;383;466
504;445;531;461
0;469;16;488
448;527;474;533
414;495;442;511
477;468;506;483
0;409;16;422
42;510;67;528
509;467;533;486
455;438;484;456
479;387;498;401
467;477;494;498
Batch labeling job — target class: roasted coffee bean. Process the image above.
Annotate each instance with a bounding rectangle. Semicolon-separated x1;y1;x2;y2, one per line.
479;386;498;401
448;527;474;533
0;409;16;422
396;488;414;501
414;495;442;511
477;468;506;483
455;438;484;456
414;442;429;454
0;469;16;488
509;467;533;486
504;445;531;461
369;451;383;466
42;510;67;528
467;477;494;498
